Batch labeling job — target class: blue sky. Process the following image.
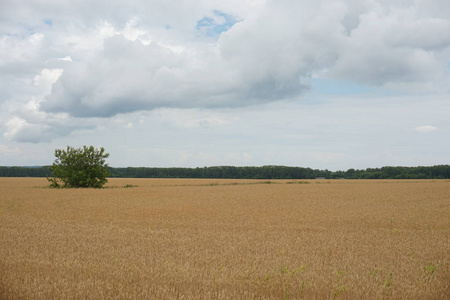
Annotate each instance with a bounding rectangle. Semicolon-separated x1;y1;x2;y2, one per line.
0;0;449;170
196;10;240;37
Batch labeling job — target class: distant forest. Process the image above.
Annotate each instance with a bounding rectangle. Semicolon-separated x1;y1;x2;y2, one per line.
1;165;450;179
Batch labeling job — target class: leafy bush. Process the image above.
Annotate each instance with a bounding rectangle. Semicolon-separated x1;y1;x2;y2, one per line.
47;146;110;188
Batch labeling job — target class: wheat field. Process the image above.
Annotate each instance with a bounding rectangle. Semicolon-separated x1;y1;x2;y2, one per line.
0;178;449;299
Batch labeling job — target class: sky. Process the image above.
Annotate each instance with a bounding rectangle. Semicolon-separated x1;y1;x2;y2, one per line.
1;0;449;171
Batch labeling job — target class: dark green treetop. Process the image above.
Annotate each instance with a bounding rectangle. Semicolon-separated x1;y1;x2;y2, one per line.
48;146;110;188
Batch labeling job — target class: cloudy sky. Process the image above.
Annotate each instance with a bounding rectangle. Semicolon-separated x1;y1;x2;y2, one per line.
1;0;449;170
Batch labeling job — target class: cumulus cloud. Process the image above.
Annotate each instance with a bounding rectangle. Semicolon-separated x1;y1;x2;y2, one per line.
41;35;244;117
2;0;450;142
39;0;450;118
1;66;92;143
328;1;449;85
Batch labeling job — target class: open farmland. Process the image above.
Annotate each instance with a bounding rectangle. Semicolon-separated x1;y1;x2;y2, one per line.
0;178;449;299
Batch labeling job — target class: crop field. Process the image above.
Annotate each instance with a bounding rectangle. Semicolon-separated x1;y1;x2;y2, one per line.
0;178;449;299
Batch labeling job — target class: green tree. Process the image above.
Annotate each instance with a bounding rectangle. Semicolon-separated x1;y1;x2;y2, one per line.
48;146;110;188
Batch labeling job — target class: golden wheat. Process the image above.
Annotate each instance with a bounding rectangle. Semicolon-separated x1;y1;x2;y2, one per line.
0;178;449;299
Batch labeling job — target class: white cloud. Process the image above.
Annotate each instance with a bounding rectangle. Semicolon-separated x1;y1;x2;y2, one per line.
415;125;438;133
29;0;450;122
0;33;44;65
4;118;27;140
40;33;252;117
33;68;63;96
56;56;72;62
329;2;448;85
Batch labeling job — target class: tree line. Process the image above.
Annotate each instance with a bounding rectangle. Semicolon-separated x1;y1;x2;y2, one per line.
1;164;449;179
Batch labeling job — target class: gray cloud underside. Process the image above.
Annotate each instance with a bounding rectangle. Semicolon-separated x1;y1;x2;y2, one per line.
41;32;313;118
8;122;93;144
